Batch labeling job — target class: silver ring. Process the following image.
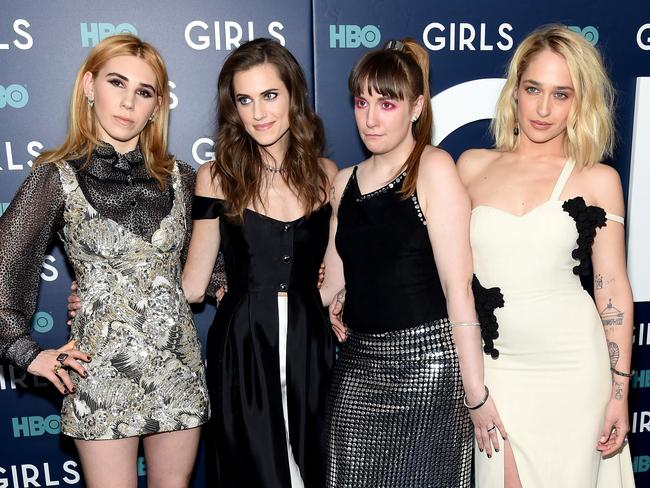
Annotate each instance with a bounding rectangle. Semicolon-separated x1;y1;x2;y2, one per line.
487;425;497;433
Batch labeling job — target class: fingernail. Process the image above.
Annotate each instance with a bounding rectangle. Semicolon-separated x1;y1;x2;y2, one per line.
495;448;500;452
487;454;492;458
71;387;76;393
479;448;483;452
87;356;92;362
63;387;69;394
83;371;88;377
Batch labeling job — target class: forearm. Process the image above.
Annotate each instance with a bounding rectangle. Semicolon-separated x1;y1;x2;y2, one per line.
594;276;633;400
446;280;485;401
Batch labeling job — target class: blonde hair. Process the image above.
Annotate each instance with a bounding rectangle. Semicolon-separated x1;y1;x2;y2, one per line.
348;38;432;198
491;24;615;168
36;34;174;188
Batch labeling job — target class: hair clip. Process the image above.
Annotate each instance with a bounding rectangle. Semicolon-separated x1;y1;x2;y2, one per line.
384;39;405;51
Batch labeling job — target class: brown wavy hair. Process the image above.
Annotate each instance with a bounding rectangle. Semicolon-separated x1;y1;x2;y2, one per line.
348;38;432;198
212;38;328;221
36;34;174;188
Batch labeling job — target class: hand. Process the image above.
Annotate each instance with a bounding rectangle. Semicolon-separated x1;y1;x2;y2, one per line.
66;281;82;325
328;288;347;342
215;285;228;303
26;340;92;395
467;388;507;458
597;397;630;456
317;263;326;289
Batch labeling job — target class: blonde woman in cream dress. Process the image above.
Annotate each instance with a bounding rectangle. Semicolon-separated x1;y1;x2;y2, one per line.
458;25;635;487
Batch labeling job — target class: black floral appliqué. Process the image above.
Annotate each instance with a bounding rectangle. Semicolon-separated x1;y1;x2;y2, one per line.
472;275;504;359
562;197;606;276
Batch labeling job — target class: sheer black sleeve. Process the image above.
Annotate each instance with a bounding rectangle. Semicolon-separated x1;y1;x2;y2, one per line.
177;163;227;298
0;164;65;370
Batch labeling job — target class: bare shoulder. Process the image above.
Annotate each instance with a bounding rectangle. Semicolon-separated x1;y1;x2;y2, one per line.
579;162;624;214
456;148;499;182
418;146;456;179
332;164;354;188
319;157;339;182
195;161;222;198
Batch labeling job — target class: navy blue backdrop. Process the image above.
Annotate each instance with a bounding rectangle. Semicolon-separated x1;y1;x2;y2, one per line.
1;1;649;486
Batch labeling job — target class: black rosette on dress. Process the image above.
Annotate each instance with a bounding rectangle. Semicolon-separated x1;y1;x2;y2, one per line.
562;197;606;276
472;275;504;359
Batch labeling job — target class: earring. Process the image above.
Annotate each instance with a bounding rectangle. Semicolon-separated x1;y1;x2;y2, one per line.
148;115;155;123
514;122;519;136
411;116;418;123
86;97;94;108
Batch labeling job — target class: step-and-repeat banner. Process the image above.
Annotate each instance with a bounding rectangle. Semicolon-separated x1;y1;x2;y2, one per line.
1;0;648;486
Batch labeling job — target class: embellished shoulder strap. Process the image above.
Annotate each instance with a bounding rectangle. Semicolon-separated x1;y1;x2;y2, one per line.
549;159;576;201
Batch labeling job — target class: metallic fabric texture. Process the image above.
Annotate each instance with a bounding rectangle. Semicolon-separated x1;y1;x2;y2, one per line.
325;319;472;487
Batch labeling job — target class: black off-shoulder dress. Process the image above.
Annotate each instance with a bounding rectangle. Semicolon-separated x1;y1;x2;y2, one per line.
193;197;335;488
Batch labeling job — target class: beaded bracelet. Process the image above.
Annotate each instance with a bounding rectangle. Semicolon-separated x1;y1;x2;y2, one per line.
611;367;635;378
463;385;489;410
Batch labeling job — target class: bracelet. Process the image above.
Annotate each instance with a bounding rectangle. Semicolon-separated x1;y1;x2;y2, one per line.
451;321;480;327
611;367;635;378
463;385;489;410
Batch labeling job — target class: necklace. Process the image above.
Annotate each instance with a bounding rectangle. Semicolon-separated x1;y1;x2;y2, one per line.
263;163;287;174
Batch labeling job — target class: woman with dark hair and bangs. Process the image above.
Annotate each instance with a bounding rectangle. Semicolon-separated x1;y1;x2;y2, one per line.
182;38;337;488
319;39;501;487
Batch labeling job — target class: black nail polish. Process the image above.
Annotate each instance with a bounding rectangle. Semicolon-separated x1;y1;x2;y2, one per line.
63;387;69;394
83;371;88;377
488;454;492;458
495;448;500;452
479;448;483;452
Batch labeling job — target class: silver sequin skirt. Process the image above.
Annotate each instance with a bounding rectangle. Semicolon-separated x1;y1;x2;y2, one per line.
325;319;472;487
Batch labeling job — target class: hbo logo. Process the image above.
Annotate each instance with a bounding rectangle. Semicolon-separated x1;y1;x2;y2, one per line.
329;24;381;48
0;84;28;109
12;415;61;437
81;22;138;47
567;25;599;46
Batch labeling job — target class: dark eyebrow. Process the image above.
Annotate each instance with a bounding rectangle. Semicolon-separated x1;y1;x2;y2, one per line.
235;88;279;98
105;72;156;93
522;79;574;91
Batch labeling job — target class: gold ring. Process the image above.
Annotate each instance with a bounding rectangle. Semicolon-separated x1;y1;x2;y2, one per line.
53;364;62;375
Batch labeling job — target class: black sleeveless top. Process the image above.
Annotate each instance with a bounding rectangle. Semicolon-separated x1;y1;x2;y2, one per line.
335;166;447;333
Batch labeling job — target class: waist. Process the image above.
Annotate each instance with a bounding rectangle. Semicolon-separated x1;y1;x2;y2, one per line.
343;319;453;358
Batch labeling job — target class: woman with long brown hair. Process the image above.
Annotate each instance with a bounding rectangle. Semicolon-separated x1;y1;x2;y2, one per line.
182;38;337;488
0;35;210;486
319;38;498;487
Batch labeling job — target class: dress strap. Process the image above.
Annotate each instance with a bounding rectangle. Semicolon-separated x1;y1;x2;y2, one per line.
549;159;576;201
339;166;358;203
605;213;625;225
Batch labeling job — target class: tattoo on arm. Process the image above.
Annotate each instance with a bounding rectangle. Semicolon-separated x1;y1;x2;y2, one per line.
608;341;620;368
336;288;346;304
594;274;615;291
600;298;624;327
595;274;603;289
614;381;624;401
